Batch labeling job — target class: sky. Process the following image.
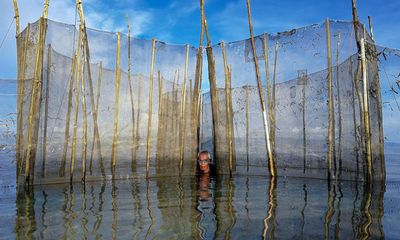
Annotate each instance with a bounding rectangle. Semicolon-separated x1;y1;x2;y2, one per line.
0;0;400;79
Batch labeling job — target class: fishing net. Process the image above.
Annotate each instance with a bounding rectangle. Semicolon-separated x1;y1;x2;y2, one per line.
12;18;400;184
200;20;387;181
16;19;199;184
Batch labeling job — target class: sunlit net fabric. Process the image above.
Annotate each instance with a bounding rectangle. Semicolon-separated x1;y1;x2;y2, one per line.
16;19;199;184
14;18;400;184
200;20;386;181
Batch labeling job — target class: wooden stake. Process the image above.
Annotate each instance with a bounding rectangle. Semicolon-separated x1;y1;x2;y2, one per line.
134;75;142;163
326;18;335;180
246;0;275;176
146;39;156;178
111;32;121;177
42;44;52;177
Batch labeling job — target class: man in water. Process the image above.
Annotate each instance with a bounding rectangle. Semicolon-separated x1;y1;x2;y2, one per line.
197;150;217;175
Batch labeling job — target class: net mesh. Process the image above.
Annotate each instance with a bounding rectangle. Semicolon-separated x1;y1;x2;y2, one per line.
16;19;199;184
11;18;400;184
200;20;387;181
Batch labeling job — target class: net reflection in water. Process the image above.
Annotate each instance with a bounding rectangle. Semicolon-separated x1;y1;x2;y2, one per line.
3;175;397;239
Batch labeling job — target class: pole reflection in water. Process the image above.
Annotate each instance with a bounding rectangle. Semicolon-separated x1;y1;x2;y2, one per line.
195;173;217;239
11;175;394;239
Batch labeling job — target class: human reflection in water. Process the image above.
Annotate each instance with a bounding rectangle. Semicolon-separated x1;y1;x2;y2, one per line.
195;151;217;239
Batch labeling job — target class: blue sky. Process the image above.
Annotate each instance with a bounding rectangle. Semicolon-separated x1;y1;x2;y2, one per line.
0;0;400;79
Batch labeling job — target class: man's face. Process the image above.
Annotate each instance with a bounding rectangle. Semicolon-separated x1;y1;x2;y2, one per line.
198;153;210;174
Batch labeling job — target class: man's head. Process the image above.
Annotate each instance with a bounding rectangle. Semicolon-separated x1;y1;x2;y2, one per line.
197;151;211;174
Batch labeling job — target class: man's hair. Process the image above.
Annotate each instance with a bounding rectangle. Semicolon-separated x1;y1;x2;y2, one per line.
197;150;211;160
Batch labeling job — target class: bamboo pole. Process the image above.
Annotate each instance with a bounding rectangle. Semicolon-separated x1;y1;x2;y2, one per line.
179;45;189;172
263;34;274;147
42;0;49;18
12;0;20;36
351;0;366;160
155;71;163;162
206;44;221;167
127;19;136;172
170;72;178;158
14;0;23;180
368;16;375;42
146;39;156;178
228;66;236;170
301;72;307;173
81;44;88;183
367;16;386;180
221;41;233;175
111;32;121;177
78;0;104;178
83;39;104;176
134;75;142;162
70;25;83;183
336;33;343;176
191;0;206;164
189;79;193;161
41;44;52;177
24;17;47;184
245;85;249;172
16;24;30;178
60;54;77;177
246;0;275;176
201;4;222;167
349;48;360;176
174;71;180;159
326;18;335;181
70;25;84;183
360;37;372;183
272;43;278;152
89;62;102;175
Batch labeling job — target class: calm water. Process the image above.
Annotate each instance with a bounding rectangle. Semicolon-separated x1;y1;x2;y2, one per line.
1;175;400;239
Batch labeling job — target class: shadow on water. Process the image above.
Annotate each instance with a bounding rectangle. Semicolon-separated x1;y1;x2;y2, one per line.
10;175;393;239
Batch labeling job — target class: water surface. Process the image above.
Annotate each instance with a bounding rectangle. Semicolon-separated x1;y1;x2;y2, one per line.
1;175;400;239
